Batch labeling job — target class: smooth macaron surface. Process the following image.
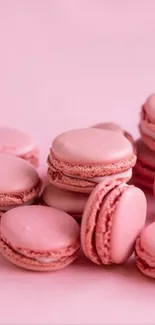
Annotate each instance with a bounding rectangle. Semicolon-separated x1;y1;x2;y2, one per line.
1;205;80;250
0;206;80;271
91;122;123;133
91;122;136;154
0;154;39;193
51;128;133;164
0;127;37;156
0;154;41;208
81;180;146;265
42;184;88;216
109;185;146;263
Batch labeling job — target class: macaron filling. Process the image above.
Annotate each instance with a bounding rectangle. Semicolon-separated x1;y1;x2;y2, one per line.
48;152;136;179
64;168;132;184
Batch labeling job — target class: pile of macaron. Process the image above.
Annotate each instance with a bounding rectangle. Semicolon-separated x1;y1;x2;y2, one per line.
1;96;155;279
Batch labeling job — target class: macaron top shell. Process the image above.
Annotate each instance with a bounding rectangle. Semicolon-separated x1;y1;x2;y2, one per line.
42;184;88;214
1;205;80;251
0;154;39;193
0;127;36;156
52;128;133;164
91;122;122;133
136;139;155;167
110;185;147;263
140;223;155;256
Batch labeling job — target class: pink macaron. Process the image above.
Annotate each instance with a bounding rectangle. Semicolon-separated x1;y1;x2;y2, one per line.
92;122;136;152
135;222;155;278
48;128;136;193
133;139;155;191
139;94;155;151
42;184;89;219
81;179;146;265
0;154;42;211
0;205;80;271
0;127;39;167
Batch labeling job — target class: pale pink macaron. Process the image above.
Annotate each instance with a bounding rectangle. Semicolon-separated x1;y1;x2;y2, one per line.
0;154;42;211
81;179;146;265
0;205;80;271
135;222;155;278
48;128;136;193
91;122;136;153
139;94;155;151
133;139;155;191
0;127;39;167
42;184;89;219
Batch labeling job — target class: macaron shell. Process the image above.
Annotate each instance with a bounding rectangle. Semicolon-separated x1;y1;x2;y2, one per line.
52;128;133;164
110;186;146;264
1;205;80;252
42;184;88;214
0;127;36;156
91;123;136;153
0;154;39;194
91;122;123;132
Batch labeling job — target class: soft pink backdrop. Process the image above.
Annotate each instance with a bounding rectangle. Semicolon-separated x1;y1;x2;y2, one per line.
0;1;155;324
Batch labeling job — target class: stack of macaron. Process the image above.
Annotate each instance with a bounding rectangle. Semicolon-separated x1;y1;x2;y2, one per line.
133;94;155;192
0;127;42;214
0;114;155;279
43;127;147;268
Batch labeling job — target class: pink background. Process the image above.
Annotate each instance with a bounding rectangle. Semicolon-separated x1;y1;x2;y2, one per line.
0;1;155;324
